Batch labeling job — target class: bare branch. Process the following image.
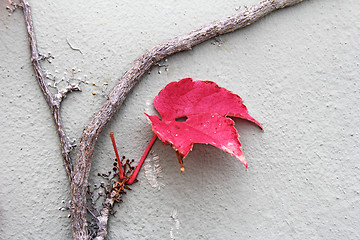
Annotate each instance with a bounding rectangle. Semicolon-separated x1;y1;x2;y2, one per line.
89;158;136;240
20;0;74;182
93;190;115;240
54;83;81;107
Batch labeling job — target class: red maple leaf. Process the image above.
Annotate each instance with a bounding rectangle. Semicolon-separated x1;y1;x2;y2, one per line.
146;78;262;170
115;78;262;184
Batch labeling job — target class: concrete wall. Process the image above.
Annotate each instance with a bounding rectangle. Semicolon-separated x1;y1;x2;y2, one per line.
1;0;359;239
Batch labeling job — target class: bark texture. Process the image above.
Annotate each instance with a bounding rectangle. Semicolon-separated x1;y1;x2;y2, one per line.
19;0;304;239
21;0;75;183
93;196;115;240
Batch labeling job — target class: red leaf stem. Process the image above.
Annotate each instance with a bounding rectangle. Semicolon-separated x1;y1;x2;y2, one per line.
127;134;157;185
109;132;124;180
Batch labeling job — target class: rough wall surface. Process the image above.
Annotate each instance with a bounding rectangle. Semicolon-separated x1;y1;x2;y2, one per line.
0;0;359;239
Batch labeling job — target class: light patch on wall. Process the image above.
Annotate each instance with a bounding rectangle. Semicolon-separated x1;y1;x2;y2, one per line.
169;208;181;240
143;151;164;190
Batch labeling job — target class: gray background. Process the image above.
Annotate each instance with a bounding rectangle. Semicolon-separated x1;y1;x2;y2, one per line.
1;0;359;239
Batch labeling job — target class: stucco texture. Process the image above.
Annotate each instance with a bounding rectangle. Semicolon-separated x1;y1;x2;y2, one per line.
1;0;359;239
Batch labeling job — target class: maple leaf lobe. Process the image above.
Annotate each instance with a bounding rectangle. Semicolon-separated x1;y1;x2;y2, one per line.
153;78;262;129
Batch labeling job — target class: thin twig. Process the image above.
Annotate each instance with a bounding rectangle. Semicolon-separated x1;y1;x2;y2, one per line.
87;207;98;220
66;38;83;54
20;0;74;183
54;83;81;106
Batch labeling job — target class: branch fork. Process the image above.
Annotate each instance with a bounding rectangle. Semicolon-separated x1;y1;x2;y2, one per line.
54;83;81;107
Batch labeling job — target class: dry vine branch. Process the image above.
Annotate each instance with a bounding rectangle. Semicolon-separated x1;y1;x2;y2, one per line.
93;157;136;240
18;0;304;239
20;0;76;183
